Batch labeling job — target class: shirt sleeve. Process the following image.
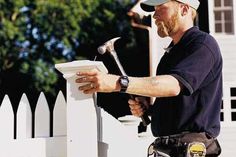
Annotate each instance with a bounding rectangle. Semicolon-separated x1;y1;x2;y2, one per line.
169;44;215;96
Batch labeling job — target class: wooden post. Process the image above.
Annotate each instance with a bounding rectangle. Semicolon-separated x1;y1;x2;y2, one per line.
55;60;107;157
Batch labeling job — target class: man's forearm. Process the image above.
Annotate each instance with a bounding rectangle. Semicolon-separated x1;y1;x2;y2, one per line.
126;75;181;97
76;70;181;97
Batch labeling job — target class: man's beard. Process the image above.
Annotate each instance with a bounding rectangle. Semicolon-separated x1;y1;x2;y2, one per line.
157;12;179;38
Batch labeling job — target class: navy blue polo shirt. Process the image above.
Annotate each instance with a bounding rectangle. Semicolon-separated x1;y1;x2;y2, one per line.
151;27;222;138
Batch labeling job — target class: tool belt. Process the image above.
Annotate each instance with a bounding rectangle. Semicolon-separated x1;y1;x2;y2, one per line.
147;132;221;157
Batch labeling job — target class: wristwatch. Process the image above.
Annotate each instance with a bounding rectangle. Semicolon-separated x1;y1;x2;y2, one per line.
118;76;129;93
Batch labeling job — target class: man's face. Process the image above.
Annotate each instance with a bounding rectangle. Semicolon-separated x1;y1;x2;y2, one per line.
153;1;180;38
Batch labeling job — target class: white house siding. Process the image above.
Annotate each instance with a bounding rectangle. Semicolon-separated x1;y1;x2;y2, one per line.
218;126;236;157
208;0;236;82
215;36;236;82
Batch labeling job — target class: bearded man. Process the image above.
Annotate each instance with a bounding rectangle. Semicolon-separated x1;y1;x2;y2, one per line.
76;0;222;156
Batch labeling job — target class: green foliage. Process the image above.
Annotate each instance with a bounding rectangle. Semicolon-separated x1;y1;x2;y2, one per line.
79;0;133;44
0;0;136;97
0;0;25;70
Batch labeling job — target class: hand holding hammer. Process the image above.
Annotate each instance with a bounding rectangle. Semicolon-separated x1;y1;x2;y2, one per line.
97;37;151;126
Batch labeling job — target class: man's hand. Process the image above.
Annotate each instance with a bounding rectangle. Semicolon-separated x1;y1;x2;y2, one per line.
128;97;149;117
75;69;120;94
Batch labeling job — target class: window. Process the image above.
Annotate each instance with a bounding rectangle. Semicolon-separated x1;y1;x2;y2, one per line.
231;88;236;96
231;87;236;121
214;0;234;34
232;112;236;121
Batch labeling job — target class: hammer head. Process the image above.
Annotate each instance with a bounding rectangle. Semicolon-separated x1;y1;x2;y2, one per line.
97;37;121;55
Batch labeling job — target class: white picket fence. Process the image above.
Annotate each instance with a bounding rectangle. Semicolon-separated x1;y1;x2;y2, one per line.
0;91;66;140
0;91;67;157
0;91;149;157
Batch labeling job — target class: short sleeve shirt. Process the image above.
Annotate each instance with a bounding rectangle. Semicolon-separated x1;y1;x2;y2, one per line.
151;27;223;138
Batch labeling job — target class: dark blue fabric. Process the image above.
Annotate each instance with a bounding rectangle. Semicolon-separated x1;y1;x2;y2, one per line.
151;27;222;138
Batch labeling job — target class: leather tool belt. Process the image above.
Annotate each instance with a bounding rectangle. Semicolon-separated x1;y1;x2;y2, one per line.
147;132;221;157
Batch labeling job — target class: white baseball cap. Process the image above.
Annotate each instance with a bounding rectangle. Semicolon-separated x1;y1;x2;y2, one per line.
141;0;200;12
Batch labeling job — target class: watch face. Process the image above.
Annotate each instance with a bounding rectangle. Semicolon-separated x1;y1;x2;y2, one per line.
121;78;129;86
119;76;129;92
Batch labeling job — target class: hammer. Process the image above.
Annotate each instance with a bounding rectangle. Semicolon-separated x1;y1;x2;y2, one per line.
97;37;151;127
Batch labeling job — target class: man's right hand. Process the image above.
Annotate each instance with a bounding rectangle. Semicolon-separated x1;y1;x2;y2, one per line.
128;97;149;117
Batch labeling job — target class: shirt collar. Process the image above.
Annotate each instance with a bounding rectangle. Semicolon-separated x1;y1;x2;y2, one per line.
164;26;199;53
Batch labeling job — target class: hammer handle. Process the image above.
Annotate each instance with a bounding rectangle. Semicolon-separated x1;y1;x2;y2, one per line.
110;51;151;126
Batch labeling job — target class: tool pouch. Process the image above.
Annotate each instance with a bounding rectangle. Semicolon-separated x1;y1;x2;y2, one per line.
181;132;221;156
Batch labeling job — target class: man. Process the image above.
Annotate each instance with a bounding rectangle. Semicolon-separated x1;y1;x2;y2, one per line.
76;0;222;156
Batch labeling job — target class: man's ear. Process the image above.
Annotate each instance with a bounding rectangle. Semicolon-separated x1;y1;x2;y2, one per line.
180;4;190;16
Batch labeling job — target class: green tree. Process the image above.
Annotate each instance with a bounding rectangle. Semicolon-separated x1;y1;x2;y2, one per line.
0;0;136;102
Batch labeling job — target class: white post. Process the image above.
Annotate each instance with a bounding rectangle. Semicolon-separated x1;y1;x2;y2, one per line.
55;60;107;157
